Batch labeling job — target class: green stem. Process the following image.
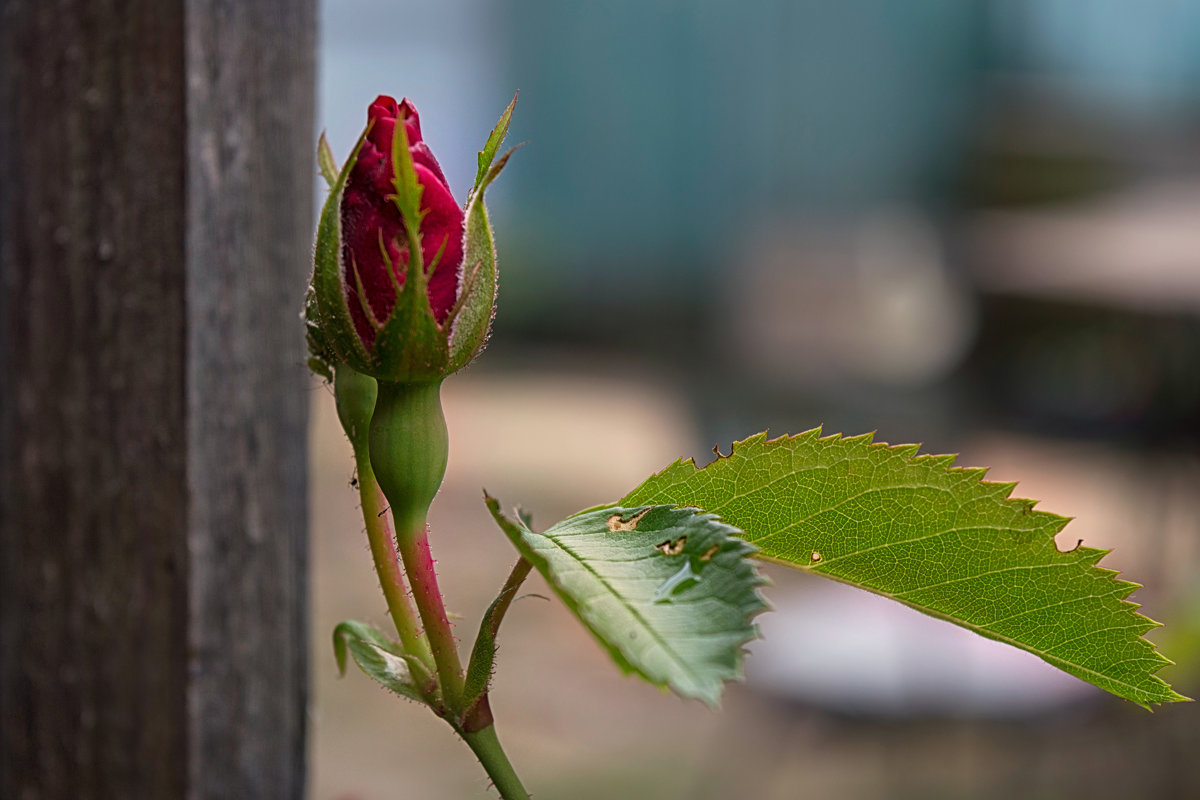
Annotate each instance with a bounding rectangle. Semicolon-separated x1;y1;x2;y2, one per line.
462;723;531;800
354;454;435;676
370;380;466;714
335;366;434;680
368;378;531;795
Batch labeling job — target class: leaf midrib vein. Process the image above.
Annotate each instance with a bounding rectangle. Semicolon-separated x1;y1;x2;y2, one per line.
530;530;711;690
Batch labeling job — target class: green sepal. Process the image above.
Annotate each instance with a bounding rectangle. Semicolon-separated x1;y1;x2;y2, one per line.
447;93;516;370
311;128;374;374
317;132;338;188
487;496;768;706
390;113;425;238
369;257;450;382
303;284;335;381
447;147;514;372
332;620;435;705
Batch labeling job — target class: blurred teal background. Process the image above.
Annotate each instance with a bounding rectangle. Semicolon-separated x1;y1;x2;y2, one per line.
313;3;1200;798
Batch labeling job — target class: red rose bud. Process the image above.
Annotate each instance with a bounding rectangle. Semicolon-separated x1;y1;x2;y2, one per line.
342;97;463;347
308;94;515;383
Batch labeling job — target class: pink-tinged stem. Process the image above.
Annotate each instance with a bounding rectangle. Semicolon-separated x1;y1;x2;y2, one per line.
335;366;434;682
394;517;465;715
370;379;465;714
367;377;528;794
355;457;434;677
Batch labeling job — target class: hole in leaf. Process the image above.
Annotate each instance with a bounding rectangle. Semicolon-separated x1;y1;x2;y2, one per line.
607;508;651;532
655;536;687;556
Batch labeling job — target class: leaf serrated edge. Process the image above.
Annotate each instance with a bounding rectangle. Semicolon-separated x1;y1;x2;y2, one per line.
472;92;517;196
486;495;769;706
624;427;1190;707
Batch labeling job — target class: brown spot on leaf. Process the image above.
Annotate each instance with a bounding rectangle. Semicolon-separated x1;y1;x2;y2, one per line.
607;508;651;532
810;551;822;563
700;545;719;562
655;536;687;556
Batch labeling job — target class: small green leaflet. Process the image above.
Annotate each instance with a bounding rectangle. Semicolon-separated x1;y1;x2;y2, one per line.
486;496;767;706
623;430;1188;707
317;131;338;188
333;620;432;705
464;556;534;709
473;92;517;194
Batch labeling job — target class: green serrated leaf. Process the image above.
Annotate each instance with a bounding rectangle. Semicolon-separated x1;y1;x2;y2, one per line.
473;92;517;193
332;620;431;705
623;430;1189;707
486;496;767;706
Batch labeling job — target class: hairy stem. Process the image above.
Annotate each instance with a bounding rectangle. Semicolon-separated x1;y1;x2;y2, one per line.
487;557;533;641
368;378;528;794
370;380;465;713
394;517;466;714
354;454;434;675
335;366;434;682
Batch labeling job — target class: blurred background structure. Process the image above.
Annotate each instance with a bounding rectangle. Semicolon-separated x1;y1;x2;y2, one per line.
314;1;1200;798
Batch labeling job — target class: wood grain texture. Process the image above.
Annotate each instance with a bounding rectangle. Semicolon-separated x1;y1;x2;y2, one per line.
184;2;315;797
0;1;314;797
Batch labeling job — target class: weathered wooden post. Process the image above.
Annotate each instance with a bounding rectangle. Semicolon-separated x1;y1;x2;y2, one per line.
0;2;315;797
